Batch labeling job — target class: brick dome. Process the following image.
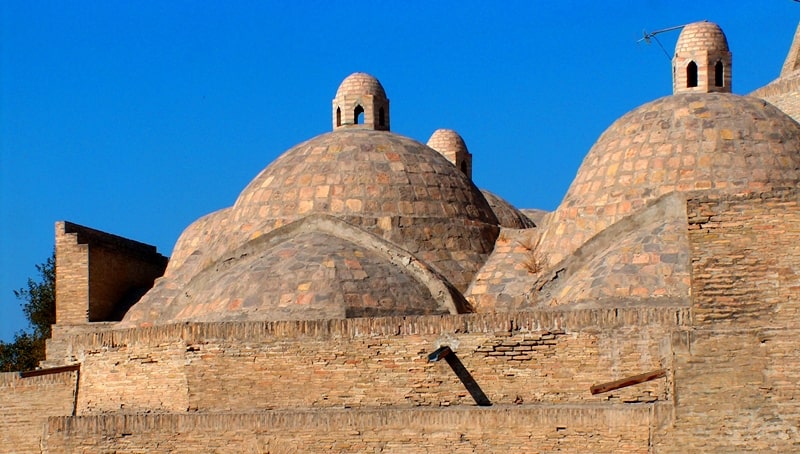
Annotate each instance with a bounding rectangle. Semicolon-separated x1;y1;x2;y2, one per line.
427;129;468;159
332;73;390;131
228;130;499;290
146;231;462;323
232;130;496;229
481;190;536;229
335;72;387;99
121;127;500;326
539;92;800;265
675;21;729;54
426;129;473;178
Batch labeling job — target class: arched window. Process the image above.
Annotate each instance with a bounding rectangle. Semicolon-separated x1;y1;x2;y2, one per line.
687;61;698;88
378;107;385;127
460;161;468;175
354;105;364;124
336;107;341;127
714;60;724;87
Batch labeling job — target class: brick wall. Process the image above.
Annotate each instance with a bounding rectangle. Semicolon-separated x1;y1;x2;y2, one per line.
0;371;77;454
44;405;656;453
652;190;800;451
46;309;686;415
55;221;168;324
687;191;800;329
653;329;800;452
56;222;90;324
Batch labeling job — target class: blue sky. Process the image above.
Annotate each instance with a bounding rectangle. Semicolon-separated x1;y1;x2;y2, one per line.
1;1;798;341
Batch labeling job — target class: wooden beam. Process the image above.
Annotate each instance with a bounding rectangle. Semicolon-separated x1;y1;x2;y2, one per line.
20;364;80;378
590;368;666;395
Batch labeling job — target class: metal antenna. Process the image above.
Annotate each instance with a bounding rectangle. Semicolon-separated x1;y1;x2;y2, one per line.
637;22;699;60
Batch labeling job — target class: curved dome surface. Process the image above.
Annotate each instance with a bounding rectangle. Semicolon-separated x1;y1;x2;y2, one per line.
335;73;387;100
228;130;499;291
675;21;729;53
539;92;800;265
481;190;536;229
427;129;468;157
233;130;496;225
130;129;500;326
154;231;450;323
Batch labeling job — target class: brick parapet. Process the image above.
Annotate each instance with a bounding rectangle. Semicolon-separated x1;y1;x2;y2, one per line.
0;370;78;388
57;307;691;350
0;370;78;454
45;404;657;453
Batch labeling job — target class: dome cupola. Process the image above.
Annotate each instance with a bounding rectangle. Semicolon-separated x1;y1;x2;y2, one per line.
427;129;472;179
673;21;732;94
332;73;390;131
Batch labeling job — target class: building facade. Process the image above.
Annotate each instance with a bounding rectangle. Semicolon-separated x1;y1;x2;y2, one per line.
3;21;800;453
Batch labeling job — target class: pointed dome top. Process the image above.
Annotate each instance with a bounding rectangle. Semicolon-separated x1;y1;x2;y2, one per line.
335;73;387;100
427;129;468;157
675;21;729;54
332;73;390;131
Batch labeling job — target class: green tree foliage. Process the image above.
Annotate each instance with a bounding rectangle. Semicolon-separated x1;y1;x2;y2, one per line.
0;252;56;372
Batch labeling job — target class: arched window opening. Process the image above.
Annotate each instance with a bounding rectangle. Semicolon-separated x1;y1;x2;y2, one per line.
336;107;341;127
354;105;364;124
687;61;698;88
378;107;385;127
460;161;468;175
714;60;724;87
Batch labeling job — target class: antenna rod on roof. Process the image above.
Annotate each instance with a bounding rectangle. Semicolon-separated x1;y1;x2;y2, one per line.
637;22;700;60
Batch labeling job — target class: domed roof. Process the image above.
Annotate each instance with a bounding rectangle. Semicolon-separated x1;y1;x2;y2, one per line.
675;21;729;53
480;190;536;229
427;129;468;157
335;72;387;100
232;129;496;227
124;128;500;327
155;232;456;323
539;92;800;265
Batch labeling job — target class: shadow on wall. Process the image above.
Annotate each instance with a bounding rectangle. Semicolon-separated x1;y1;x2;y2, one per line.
428;346;491;406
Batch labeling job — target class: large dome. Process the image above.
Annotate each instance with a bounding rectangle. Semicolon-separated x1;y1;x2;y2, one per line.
223;130;500;294
123;127;500;326
233;130;496;227
539;92;800;265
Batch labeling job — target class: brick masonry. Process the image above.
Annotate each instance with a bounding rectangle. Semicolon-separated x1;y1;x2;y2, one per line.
44;406;656;453
0;371;77;454
62;309;680;414
10;190;800;452
55;221;167;324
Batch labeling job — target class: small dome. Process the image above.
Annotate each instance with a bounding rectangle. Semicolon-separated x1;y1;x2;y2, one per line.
427;129;468;157
675;21;729;54
426;129;473;178
539;93;800;265
335;73;387;100
333;73;390;131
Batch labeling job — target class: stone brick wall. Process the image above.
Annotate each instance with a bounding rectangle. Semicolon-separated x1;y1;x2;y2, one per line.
654;329;800;452
0;371;77;454
687;190;800;329
55;221;168;324
56;222;89;325
44;405;656;453
651;189;800;451
47;309;686;415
